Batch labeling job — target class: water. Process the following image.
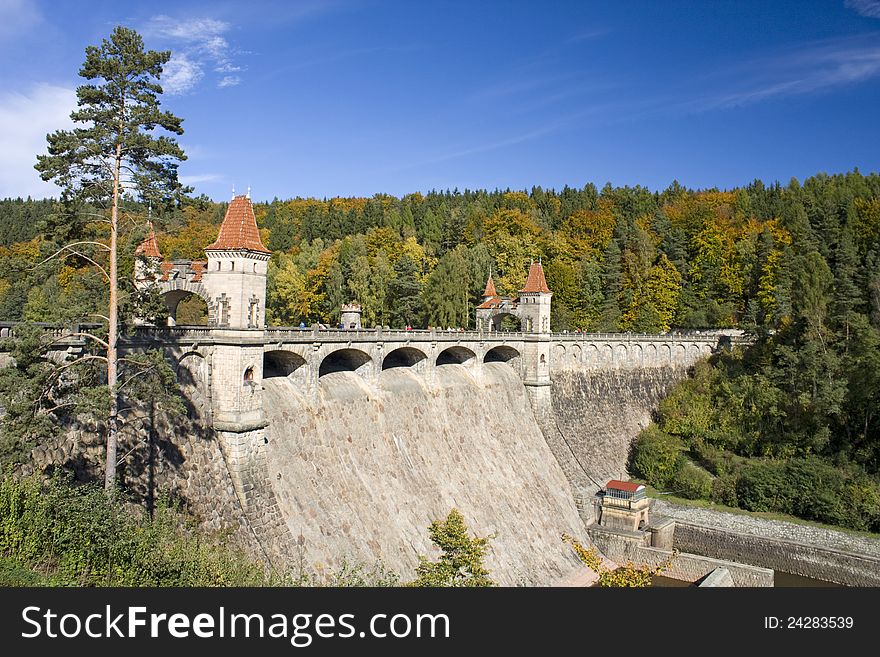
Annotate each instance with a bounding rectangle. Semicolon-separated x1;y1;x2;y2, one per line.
261;363;590;585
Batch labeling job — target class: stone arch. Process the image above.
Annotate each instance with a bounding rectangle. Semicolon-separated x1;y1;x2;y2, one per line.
486;311;522;332
585;344;599;368
484;345;521;374
660;343;671;363
264;350;308;386
160;281;211;326
382;346;428;371
701;343;713;356
484;345;521;363
600;344;613;366
614;343;628;368
689;343;703;362
570;344;582;364
673;343;686;364
553;343;566;363
645;343;658;367
436;345;476;367
630;343;643;368
319;348;373;377
176;351;209;419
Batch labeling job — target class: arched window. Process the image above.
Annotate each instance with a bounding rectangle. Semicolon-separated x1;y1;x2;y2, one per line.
540;354;546;364
243;366;255;383
231;261;235;271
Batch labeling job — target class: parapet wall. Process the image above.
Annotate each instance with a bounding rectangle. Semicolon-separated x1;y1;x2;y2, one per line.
672;522;880;586
586;525;773;586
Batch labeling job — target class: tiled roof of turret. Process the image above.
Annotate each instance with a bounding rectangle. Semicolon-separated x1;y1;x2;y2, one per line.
135;225;162;258
520;260;551;294
205;195;270;253
483;275;498;298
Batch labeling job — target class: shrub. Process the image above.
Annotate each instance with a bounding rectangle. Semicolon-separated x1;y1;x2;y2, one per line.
630;426;684;488
710;473;739;507
671;462;712;500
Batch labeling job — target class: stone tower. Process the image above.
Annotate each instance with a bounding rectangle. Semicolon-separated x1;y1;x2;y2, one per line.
340;303;362;329
517;261;552;333
201;194;271;433
201;194;271;329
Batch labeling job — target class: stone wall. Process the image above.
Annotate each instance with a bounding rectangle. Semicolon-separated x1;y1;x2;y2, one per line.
672;522;880;586
261;363;593;585
586;526;774;587
548;368;690;499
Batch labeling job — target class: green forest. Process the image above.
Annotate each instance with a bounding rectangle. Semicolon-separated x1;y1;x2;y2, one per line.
2;169;880;531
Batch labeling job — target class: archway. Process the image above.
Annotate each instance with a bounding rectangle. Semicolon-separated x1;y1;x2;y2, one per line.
162;290;209;326
488;312;522;332
264;350;308;386
436;345;476;367
319;348;372;377
484;345;521;363
382;347;428;371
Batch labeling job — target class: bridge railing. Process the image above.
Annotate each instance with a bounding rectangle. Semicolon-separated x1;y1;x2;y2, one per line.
122;324;750;344
0;321;103;343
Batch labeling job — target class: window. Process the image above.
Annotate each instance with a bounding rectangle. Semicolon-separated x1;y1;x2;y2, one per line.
243;366;254;382
231;261;235;271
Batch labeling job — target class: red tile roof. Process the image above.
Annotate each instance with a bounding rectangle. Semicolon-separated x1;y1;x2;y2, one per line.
191;261;206;282
606;480;644;493
135;226;162;258
158;261;174;282
477;296;502;309
520;261;551;294
205;195;270;253
483;275;498;298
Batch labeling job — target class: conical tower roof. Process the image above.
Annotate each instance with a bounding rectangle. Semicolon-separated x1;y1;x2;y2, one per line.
483;274;498;298
135;224;162;258
205;195;270;253
520;260;551;294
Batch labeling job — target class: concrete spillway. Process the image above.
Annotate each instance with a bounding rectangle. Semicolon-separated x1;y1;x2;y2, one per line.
261;363;589;585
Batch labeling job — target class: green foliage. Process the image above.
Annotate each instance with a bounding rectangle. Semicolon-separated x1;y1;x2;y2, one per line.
630;426;684;488
670;462;713;500
0;473;274;586
411;509;494;587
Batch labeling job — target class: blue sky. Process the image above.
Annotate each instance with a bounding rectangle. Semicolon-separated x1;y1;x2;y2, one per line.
2;0;880;201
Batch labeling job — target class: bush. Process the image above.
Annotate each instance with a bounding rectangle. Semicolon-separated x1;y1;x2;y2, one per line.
630;426;684;488
735;461;793;514
0;473;275;586
670;462;712;500
710;473;739;507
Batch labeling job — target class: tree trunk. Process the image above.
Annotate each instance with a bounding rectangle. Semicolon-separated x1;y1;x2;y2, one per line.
104;141;121;494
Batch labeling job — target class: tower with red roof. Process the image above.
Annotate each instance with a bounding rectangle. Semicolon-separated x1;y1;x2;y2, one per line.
202;193;271;329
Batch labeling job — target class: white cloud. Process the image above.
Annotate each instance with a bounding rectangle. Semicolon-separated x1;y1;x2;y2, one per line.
0;0;41;42
143;14;245;94
217;75;241;88
179;173;222;186
0;84;75;199
162;53;203;95
846;0;880;18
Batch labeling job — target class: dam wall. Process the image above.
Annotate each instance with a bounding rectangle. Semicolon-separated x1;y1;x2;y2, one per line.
260;363;591;585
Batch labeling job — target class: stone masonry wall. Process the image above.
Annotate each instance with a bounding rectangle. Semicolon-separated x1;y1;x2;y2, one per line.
548;368;690;499
654;504;880;586
261;363;593;586
586;526;774;587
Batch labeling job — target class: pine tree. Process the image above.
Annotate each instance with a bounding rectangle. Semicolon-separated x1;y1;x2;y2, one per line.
34;26;186;493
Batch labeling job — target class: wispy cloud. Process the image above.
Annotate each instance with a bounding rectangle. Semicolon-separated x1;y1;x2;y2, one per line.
143;15;246;94
179;173;222;186
693;33;880;110
846;0;880;18
0;84;75;198
0;0;41;43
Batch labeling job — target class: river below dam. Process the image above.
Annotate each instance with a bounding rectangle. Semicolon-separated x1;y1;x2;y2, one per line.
261;362;591;585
